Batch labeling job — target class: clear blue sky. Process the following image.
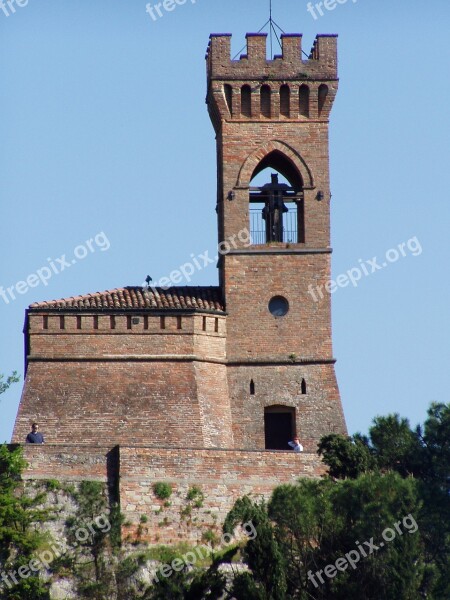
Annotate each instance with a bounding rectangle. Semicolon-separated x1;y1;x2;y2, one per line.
1;0;449;442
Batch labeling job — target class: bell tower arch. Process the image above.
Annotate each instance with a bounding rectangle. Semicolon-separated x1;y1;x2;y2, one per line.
206;31;346;450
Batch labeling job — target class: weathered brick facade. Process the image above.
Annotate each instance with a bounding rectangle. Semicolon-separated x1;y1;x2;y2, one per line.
20;444;326;544
207;33;346;447
13;31;346;542
15;305;233;448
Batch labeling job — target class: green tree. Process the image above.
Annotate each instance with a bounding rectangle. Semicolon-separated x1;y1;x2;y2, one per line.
224;496;287;600
144;561;227;600
318;433;375;479
0;445;51;600
369;414;425;477
423;403;450;494
419;403;450;598
0;372;19;397
318;403;450;597
225;474;425;600
53;481;116;600
318;414;425;480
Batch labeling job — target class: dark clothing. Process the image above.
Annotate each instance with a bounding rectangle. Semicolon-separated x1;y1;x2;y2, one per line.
26;432;45;444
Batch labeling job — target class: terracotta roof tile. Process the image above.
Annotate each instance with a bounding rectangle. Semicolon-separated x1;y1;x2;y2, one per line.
29;286;225;313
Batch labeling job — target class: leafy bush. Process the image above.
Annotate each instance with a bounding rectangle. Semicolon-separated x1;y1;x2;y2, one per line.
153;482;172;500
186;485;204;507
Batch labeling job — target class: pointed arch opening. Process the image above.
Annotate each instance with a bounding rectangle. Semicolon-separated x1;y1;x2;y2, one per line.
249;150;305;245
250;379;255;395
237;140;314;189
252;150;303;190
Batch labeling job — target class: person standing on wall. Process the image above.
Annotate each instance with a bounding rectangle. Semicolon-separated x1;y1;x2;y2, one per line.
26;423;45;444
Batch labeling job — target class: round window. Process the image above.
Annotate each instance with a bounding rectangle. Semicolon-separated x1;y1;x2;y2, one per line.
268;296;289;317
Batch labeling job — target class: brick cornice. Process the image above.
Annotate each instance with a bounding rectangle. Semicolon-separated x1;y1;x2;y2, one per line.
226;247;332;255
27;355;336;365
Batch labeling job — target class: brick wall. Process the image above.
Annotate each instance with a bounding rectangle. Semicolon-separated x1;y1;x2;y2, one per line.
223;253;333;361
27;313;226;359
217;125;333;250
119;446;327;544
206;30;347;446
194;361;233;448
18;444;327;546
14;362;203;446
227;363;346;450
13;313;235;447
20;444;113;482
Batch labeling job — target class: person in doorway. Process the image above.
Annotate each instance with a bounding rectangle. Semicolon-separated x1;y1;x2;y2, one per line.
288;436;303;453
26;423;45;444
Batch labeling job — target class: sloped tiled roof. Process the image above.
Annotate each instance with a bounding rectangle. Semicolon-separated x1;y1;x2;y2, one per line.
29;287;225;312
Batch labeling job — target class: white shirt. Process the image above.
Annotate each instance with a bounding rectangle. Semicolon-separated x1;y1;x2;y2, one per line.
288;441;304;453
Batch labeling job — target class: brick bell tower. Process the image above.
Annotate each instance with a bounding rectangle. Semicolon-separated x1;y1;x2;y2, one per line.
206;32;347;451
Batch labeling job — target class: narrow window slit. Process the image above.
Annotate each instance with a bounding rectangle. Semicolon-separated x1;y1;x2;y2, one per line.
224;84;233;116
280;85;290;118
318;84;329;116
301;379;307;395
260;85;271;118
299;85;310;118
241;85;252;117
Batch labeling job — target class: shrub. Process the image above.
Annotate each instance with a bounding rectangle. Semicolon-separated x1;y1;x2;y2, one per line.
153;482;173;500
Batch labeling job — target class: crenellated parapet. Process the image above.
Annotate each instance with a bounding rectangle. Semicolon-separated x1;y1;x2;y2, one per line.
206;33;337;80
206;33;338;126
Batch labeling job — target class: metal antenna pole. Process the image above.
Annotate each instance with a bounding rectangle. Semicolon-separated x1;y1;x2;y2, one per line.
269;0;273;58
231;0;284;60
